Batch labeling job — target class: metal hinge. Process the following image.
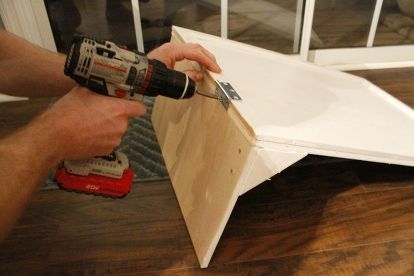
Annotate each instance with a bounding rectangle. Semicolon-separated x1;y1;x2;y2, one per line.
215;81;242;110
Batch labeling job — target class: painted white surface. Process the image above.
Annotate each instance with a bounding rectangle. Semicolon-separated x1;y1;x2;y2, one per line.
221;0;228;39
325;61;414;71
309;45;414;67
239;148;306;195
0;94;27;103
131;0;145;53
174;26;414;166
367;0;384;47
299;0;315;60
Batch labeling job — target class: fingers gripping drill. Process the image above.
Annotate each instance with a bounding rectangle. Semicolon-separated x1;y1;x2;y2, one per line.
56;36;196;197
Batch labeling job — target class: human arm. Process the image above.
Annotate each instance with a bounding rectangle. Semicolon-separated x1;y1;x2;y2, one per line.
0;30;75;97
0;38;220;240
0;86;146;240
147;42;222;81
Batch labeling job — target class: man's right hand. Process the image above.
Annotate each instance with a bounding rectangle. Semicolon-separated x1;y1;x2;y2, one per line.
38;86;146;163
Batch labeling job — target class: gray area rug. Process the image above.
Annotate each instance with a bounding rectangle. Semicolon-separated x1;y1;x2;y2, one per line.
43;97;169;190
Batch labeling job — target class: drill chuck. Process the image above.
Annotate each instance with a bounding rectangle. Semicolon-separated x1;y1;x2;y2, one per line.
64;35;195;100
144;59;195;99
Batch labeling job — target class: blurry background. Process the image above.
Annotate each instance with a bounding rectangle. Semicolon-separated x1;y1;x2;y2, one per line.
42;0;414;55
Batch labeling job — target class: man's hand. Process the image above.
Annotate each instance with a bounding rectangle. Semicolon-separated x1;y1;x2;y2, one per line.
40;86;147;163
147;42;222;81
0;86;146;239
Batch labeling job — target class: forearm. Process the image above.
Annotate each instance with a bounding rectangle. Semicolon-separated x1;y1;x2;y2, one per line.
0;31;75;97
0;112;62;240
0;86;147;239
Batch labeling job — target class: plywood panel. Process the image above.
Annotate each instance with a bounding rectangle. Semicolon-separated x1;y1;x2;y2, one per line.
152;88;253;267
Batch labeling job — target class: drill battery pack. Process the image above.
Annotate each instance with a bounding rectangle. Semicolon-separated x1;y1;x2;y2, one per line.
55;151;134;198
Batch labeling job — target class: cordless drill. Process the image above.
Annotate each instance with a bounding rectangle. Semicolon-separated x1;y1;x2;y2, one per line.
64;35;195;99
55;35;196;197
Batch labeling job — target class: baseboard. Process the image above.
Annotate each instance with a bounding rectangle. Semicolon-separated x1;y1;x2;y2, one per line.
0;94;28;103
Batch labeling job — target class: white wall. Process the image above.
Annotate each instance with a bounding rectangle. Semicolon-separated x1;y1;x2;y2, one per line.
0;14;4;29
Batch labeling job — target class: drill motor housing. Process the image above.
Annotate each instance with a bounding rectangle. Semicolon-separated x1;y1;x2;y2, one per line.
64;35;195;100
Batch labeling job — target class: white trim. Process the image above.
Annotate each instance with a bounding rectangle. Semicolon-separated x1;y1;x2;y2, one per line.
326;61;414;71
30;1;57;52
367;0;383;47
308;45;414;65
0;94;27;103
293;0;304;53
299;0;315;60
221;0;228;39
131;0;145;53
308;45;414;68
0;0;56;52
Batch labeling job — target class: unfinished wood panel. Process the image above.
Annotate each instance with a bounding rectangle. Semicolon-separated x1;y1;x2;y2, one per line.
152;88;253;266
151;29;264;267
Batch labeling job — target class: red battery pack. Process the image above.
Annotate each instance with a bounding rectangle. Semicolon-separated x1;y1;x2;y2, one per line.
55;167;134;198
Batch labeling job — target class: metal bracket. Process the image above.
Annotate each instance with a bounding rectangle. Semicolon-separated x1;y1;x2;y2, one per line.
215;81;242;110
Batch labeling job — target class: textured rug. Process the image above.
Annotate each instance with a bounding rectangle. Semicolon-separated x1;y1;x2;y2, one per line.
43;97;169;190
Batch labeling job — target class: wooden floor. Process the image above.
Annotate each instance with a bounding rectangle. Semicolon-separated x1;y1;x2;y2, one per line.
0;68;414;275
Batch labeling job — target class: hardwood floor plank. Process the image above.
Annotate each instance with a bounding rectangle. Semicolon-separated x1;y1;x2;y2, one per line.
212;186;414;264
353;161;414;192
166;239;414;276
350;68;414;108
0;181;199;274
7;155;412;274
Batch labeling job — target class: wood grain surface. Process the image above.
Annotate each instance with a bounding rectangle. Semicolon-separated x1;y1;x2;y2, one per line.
0;69;413;274
152;31;255;266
